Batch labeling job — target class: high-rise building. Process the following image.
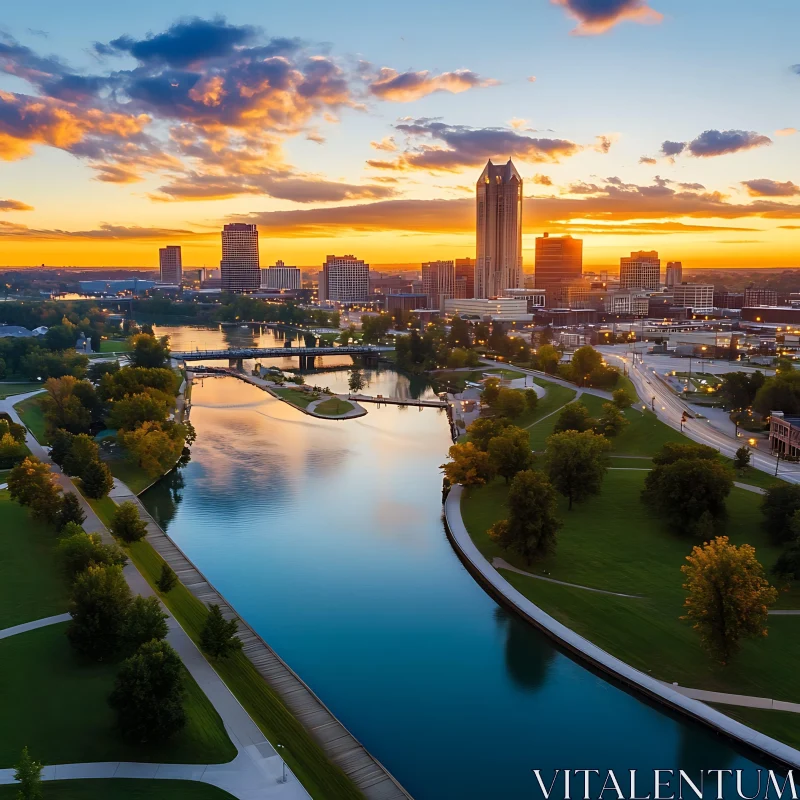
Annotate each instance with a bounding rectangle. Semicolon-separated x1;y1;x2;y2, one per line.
220;223;260;293
620;251;661;290
318;255;369;303
422;260;455;310
534;234;583;290
665;261;682;287
455;257;475;299
744;287;778;307
475;159;523;298
260;260;301;290
158;246;182;285
672;283;714;314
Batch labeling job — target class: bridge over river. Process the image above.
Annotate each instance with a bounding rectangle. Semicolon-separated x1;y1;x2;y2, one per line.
172;345;393;369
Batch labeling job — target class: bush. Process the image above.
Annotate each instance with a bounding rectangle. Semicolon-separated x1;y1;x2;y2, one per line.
125;595;168;653
110;501;148;543
554;402;595;434
156;563;178;593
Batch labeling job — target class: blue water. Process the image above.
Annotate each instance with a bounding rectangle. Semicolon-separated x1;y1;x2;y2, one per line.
142;376;764;799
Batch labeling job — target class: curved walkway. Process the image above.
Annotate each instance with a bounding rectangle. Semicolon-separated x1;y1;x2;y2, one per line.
492;558;643;598
444;484;800;770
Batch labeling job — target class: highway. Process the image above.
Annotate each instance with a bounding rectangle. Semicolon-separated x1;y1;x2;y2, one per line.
598;346;800;485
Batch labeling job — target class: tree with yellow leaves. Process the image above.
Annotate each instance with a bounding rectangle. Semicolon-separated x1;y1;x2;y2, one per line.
441;441;495;487
681;536;778;664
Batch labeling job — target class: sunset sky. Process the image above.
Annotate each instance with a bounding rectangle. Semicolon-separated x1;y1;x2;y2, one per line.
1;0;799;270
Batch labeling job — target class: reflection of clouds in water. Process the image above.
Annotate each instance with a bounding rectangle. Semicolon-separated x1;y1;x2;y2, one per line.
371;499;431;548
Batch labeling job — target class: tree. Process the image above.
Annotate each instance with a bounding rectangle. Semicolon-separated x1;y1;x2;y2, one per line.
612;388;633;409
524;388;538;411
733;446;751;470
761;485;800;544
487;427;534;483
128;333;170;369
493;388;526;419
57;529;127;577
652;442;718;466
338;325;357;345
110;501;148;543
56;491;86;531
569;346;603;386
466;417;510;451
488;470;561;562
156;563;178;593
117;421;188;478
544;430;611;510
594;403;629;438
49;429;75;467
81;458;114;500
536;344;560;375
62;434;100;478
681;536;778;664
41;376;91;435
441;441;496;487
109;639;187;743
553;401;595;434
0;432;27;469
773;540;800;580
642;458;733;535
348;369;365;393
447;316;471;349
107;392;171;431
7;456;63;524
13;746;43;800
481;378;501;406
125;595;168;653
200;604;243;659
68;564;131;660
719;371;764;411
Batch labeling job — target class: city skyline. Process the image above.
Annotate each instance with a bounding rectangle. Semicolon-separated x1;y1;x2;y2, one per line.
0;2;799;269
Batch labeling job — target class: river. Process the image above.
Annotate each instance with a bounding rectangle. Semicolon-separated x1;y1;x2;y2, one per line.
140;352;763;799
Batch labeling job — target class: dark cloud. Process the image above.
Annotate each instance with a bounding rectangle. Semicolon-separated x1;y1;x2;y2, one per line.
551;0;662;35
371;118;582;172
98;18;262;67
660;140;686;157
368;68;497;101
0;221;207;239
0;199;34;211
687;129;772;157
742;179;800;197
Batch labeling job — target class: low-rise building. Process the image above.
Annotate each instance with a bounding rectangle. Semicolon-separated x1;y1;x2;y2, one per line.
769;411;800;458
443;297;530;322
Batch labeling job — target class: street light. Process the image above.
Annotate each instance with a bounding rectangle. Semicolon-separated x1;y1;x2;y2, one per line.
276;744;288;784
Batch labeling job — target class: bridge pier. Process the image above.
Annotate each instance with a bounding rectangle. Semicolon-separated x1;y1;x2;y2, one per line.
299;354;316;370
229;357;244;370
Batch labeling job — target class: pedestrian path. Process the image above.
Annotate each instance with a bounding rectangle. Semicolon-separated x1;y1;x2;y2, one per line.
0;613;71;641
492;558;643;598
661;683;800;715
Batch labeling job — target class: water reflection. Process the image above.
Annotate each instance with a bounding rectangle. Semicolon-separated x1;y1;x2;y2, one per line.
141;376;765;799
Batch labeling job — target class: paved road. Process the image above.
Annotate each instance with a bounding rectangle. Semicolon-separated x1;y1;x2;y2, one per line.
599;347;800;485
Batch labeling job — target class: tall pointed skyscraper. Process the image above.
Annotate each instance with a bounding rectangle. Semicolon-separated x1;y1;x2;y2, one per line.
475;159;523;298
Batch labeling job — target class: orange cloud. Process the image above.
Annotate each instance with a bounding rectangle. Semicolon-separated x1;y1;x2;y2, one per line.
368;68;498;102
551;0;663;35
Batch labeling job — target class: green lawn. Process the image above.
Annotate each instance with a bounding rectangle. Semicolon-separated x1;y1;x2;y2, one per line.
0;383;42;400
0;780;236;800
99;340;131;353
714;706;800;751
0;623;236;767
125;538;363;800
461;470;800;723
272;387;316;410
615;374;639;402
314;397;354;416
104;453;159;495
14;395;48;444
0;492;67;629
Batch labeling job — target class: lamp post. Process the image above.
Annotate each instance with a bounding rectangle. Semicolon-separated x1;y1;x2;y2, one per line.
651;395;656;412
277;744;288;784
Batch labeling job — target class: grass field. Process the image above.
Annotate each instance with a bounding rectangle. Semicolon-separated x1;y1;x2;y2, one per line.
0;780;236;799
714;706;800;750
0;383;42;400
0;623;236;767
272;387;316;410
14;395;48;444
104;454;159;495
461;469;800;744
99;340;131;353
314;397;354;416
125;538;363;800
0;492;67;629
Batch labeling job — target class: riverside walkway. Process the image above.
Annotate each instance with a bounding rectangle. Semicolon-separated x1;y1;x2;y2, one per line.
444;484;800;771
110;481;412;800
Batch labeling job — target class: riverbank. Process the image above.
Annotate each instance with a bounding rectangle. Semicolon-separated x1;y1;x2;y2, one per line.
444;484;800;770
